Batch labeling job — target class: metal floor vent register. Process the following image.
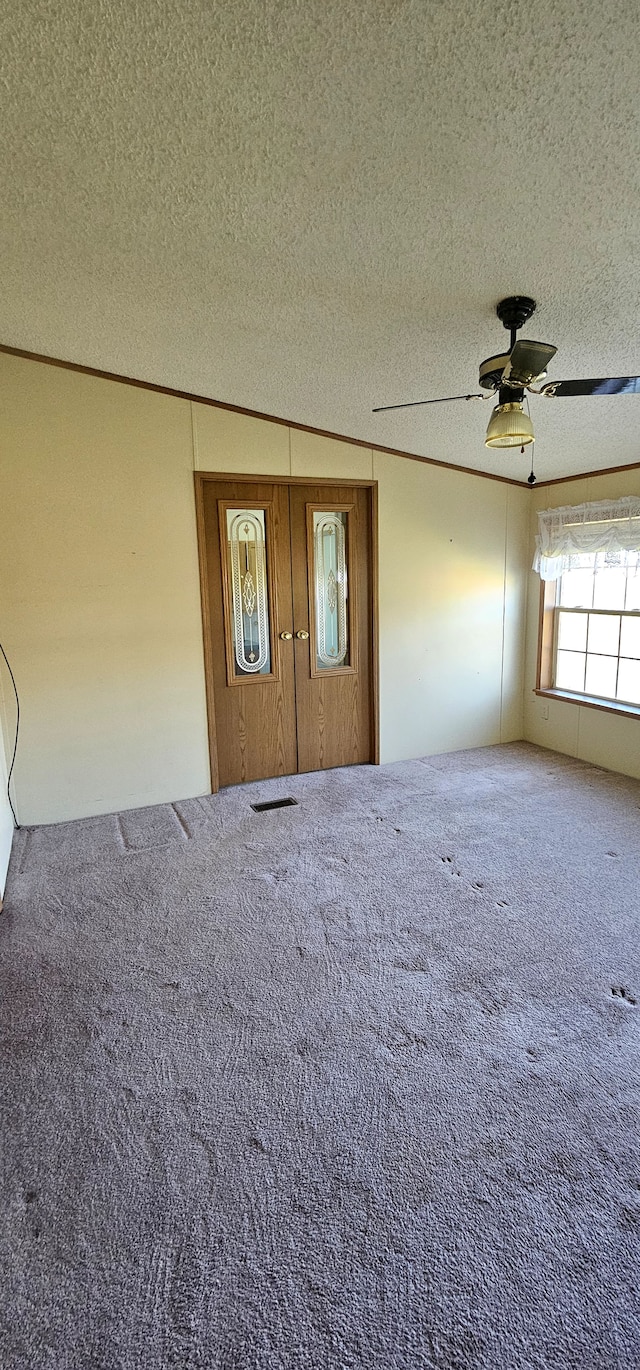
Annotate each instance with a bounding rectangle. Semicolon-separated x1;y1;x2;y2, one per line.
250;797;299;813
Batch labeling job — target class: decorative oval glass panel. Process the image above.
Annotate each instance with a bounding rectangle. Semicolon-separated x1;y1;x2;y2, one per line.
313;511;349;669
226;509;271;675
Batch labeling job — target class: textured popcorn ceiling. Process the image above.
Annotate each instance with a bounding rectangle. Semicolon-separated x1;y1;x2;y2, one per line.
2;0;640;482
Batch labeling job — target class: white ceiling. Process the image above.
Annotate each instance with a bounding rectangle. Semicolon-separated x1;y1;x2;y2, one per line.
3;0;640;482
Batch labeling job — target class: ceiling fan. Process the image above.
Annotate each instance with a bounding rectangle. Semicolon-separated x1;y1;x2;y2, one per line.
373;296;640;459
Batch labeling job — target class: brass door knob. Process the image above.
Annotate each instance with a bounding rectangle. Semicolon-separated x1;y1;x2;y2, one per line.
279;631;293;640
295;630;310;640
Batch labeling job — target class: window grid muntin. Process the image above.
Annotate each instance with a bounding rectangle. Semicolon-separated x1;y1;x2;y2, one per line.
554;606;640;707
554;550;640;705
558;551;640;613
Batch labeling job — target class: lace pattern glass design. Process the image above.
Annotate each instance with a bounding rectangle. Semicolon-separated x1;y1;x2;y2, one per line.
313;511;349;670
226;509;271;675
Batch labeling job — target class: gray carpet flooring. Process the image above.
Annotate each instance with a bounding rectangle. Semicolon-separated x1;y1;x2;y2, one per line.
1;742;640;1369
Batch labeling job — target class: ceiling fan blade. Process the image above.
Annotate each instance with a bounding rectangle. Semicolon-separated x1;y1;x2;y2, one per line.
540;376;640;397
372;393;484;413
503;339;557;386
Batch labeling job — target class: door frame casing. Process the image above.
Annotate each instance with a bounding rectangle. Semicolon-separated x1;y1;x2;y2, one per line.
194;471;380;791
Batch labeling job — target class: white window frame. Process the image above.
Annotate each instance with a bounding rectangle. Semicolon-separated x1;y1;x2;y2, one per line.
537;553;640;719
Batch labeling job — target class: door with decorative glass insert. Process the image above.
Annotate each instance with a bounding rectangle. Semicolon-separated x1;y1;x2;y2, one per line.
199;478;374;787
290;483;373;775
201;479;298;787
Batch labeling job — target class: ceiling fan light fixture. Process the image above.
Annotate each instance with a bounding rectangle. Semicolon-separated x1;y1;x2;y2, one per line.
485;401;535;449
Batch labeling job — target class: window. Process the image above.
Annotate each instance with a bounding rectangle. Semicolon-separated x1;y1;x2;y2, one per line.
553;551;640;705
534;497;640;714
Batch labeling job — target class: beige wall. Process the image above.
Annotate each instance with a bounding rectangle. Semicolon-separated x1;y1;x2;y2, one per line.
523;467;640;780
0;356;210;824
0;352;529;825
374;457;528;760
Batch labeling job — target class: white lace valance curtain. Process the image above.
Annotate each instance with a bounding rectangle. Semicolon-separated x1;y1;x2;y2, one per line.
533;496;640;580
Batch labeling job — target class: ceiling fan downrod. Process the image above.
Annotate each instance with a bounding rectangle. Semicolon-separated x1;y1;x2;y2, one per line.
496;296;537;352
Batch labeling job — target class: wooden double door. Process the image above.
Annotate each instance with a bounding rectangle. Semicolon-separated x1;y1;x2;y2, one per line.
197;475;377;789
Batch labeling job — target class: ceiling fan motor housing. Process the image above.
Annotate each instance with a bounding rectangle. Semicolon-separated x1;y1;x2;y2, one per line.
479;297;540;390
495;296;537;333
479;353;511;390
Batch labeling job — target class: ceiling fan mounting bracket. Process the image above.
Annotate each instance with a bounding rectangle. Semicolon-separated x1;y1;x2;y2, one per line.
496;296;536;334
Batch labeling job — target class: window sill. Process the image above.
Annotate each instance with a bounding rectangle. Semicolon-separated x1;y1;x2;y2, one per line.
534;688;640;721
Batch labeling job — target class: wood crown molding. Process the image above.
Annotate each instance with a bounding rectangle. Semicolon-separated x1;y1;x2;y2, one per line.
0;341;524;488
5;342;639;490
533;459;640;488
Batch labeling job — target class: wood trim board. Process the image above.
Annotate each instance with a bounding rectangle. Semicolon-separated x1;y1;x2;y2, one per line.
201;471;377;487
193;474;220;792
370;481;380;765
5;342;640;490
536;579;557;692
533;460;640;488
0;342;524;487
534;688;640;721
